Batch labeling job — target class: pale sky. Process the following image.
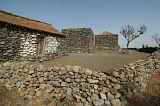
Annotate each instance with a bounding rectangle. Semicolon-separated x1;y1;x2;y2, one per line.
0;0;160;48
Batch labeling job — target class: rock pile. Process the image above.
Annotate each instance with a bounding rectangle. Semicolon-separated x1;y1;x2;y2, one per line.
0;52;159;106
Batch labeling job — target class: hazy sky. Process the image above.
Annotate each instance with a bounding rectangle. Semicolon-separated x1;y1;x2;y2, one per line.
0;0;160;48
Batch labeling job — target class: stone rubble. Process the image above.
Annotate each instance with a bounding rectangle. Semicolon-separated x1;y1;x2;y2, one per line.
0;52;159;106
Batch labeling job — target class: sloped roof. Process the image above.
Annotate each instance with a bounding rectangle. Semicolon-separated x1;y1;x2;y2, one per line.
100;31;112;35
0;10;66;36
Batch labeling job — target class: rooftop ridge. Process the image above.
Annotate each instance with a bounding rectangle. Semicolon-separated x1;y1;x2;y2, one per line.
0;10;51;26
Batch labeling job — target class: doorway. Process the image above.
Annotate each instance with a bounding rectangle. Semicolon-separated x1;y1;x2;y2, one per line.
37;37;45;56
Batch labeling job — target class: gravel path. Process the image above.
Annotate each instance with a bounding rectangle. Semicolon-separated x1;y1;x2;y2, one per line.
42;50;150;72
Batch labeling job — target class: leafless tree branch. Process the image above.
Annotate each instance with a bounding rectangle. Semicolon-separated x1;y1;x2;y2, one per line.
152;33;160;47
120;24;147;49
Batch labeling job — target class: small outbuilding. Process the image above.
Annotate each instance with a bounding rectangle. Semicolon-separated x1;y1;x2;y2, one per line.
0;10;66;62
95;31;119;50
62;28;94;53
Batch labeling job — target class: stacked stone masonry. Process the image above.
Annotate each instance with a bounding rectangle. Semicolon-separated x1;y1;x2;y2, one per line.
19;33;37;57
61;28;95;53
61;28;119;53
0;24;119;63
0;22;65;62
0;52;159;106
95;34;119;50
45;36;58;54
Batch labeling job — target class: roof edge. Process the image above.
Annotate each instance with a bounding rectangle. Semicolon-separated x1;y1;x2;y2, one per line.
0;10;52;26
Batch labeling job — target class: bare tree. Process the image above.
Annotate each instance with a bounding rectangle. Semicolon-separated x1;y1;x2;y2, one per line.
152;33;160;47
120;24;147;49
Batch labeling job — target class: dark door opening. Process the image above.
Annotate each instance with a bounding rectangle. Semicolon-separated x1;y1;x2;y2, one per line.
37;37;45;56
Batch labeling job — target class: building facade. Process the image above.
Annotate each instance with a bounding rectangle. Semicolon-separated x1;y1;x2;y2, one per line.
0;10;66;62
61;28;94;53
95;31;119;50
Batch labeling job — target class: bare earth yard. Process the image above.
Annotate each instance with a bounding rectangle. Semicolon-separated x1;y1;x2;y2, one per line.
42;50;150;72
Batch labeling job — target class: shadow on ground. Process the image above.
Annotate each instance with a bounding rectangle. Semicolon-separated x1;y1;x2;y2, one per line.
127;93;160;106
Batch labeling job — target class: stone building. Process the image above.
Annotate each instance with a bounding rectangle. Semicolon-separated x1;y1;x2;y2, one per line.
95;31;118;50
61;28;94;53
61;29;119;53
0;10;66;62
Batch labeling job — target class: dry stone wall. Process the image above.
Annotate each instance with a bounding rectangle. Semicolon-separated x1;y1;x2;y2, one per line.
45;36;59;54
60;28;119;53
19;34;37;57
95;34;118;50
0;52;159;106
0;26;22;62
61;28;94;53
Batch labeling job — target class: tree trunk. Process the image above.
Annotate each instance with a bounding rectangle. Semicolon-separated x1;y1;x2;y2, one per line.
127;41;130;50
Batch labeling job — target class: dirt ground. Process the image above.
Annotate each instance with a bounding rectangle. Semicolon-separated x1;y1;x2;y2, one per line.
42;50;150;72
127;71;160;106
0;84;29;106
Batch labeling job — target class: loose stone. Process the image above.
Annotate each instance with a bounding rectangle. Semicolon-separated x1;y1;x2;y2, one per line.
112;71;119;77
107;92;114;101
100;92;107;99
87;78;98;84
46;84;54;93
85;69;92;76
105;79;110;85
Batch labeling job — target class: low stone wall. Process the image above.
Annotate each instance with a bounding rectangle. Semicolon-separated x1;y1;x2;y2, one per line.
0;52;159;106
95;34;119;50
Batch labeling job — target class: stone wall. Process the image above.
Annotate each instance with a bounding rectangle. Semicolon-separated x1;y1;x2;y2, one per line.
0;52;159;106
45;36;59;54
19;34;37;57
61;28;119;53
0;24;22;62
61;28;94;53
95;34;118;50
0;22;65;62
